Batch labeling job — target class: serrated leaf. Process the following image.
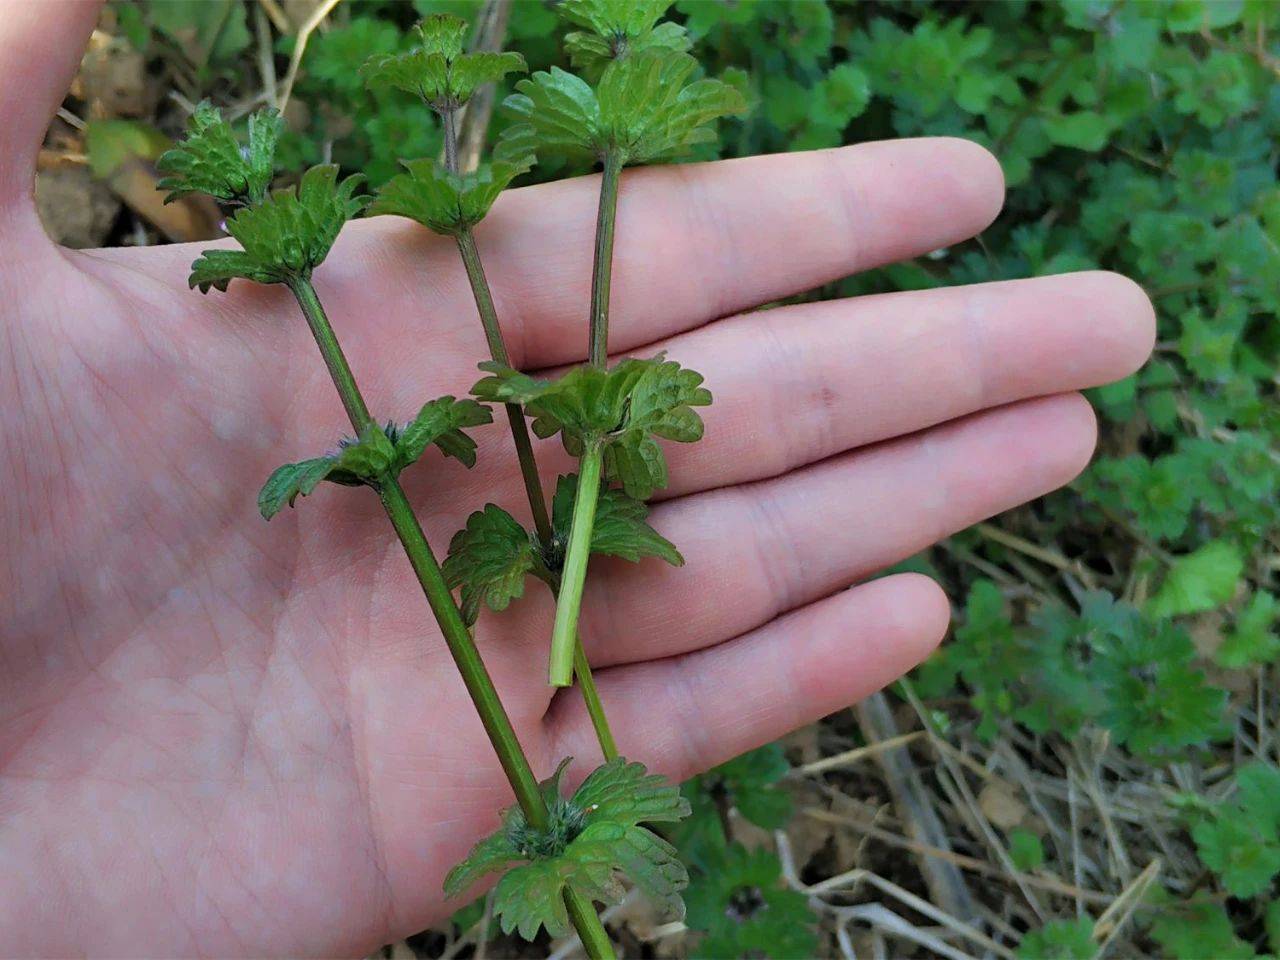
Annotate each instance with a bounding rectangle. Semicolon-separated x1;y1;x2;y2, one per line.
189;165;366;292
505;48;745;165
444;756;690;939
391;395;493;470
559;0;690;80
156;101;281;205
257;425;393;519
1147;539;1244;619
368;126;535;233
257;457;344;519
1150;902;1256;960
551;474;683;566
472;354;711;499
443;504;536;625
443;810;523;900
361;14;526;111
573;756;692;826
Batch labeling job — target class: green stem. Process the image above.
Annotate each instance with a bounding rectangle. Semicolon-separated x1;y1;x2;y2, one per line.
587;151;623;369
454;228;618;756
442;107;459;175
454;228;552;543
573;640;618;760
549;442;603;687
287;276;615;958
565;887;616;959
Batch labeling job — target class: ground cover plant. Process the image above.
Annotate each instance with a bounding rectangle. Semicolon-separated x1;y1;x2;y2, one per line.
43;0;1280;956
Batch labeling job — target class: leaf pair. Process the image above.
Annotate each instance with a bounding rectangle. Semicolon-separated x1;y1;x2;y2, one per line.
472;354;712;499
156;101;282;206
444;757;691;940
506;48;746;165
189;164;367;292
443;473;682;625
259;397;491;519
368;125;536;235
361;13;525;112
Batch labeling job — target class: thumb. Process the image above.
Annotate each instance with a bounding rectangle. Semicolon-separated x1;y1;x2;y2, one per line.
0;0;102;236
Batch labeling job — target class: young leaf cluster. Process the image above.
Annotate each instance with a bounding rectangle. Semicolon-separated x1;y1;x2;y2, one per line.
189;164;367;292
560;0;691;80
507;50;746;166
472;354;712;499
259;397;491;519
444;758;691;940
156;100;281;205
360;13;525;113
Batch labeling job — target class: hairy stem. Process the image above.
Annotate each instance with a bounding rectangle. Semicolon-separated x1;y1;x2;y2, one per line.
442;107;459;175
288;276;615;958
587;151;623;369
549;442;603;687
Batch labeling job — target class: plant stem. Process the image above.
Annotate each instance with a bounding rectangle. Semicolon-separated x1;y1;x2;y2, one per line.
287;276;615;958
454;228;552;542
573;640;618;759
587;151;623;369
442;107;459;175
549;441;603;687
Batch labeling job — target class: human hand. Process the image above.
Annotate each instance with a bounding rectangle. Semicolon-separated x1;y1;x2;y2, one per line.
0;3;1154;955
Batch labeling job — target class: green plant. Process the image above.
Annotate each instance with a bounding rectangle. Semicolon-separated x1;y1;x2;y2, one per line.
158;99;614;959
157;3;746;955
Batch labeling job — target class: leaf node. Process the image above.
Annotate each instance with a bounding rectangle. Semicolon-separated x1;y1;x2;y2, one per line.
472;354;712;499
444;757;691;940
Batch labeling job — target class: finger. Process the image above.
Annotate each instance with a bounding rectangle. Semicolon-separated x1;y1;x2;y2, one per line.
87;138;1004;368
545;573;950;780
0;0;101;229
572;392;1094;669
635;269;1152;498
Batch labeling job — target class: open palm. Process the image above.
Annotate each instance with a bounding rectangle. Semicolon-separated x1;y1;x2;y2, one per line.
0;4;1155;956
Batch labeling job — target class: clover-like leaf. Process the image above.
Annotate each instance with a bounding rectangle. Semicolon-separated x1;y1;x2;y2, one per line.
551;474;682;567
189;164;366;292
445;756;690;939
257;424;395;519
475;354;710;499
506;48;745;165
157;101;282;205
443;505;536;625
389;395;493;470
559;0;690;80
361;13;525;112
368;126;535;234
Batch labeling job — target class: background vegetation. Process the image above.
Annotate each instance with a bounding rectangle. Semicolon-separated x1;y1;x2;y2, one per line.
44;0;1280;956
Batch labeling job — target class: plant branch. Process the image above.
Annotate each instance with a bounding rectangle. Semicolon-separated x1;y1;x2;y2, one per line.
549;441;603;686
287;276;615;958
